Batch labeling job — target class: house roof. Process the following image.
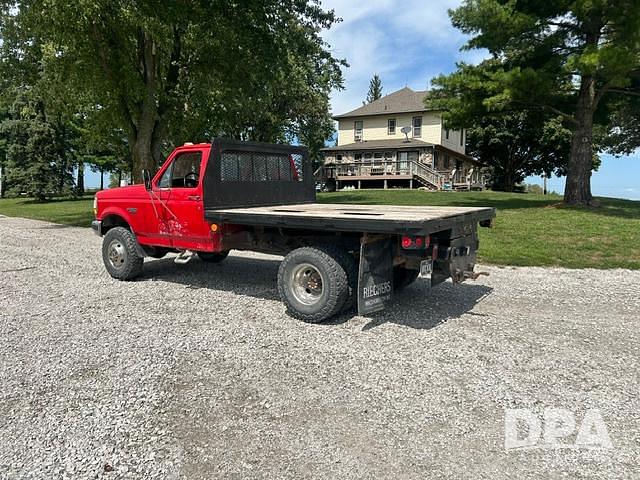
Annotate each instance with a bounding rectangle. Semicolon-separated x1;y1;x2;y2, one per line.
332;87;432;119
320;139;435;152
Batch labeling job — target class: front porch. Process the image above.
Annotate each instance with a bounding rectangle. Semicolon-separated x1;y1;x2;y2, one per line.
319;155;485;191
320;141;485;191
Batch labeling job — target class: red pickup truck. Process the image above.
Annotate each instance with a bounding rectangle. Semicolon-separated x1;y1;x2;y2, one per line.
93;139;495;323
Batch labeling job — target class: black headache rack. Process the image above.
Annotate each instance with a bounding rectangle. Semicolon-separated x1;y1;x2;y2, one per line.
202;138;315;210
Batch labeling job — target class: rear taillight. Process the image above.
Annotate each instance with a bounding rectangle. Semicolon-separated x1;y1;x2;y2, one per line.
401;235;430;250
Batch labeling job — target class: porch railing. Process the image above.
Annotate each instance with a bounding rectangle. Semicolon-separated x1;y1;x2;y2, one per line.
411;161;445;188
324;160;445;188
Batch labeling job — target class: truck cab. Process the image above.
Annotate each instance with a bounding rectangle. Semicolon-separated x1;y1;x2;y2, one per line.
94;143;220;253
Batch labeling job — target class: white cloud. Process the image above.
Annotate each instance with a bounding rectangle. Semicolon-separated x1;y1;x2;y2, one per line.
319;0;488;117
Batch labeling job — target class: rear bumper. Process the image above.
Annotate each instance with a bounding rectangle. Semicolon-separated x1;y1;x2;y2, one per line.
91;220;102;237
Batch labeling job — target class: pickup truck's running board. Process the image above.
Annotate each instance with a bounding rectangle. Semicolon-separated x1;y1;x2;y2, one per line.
174;250;195;264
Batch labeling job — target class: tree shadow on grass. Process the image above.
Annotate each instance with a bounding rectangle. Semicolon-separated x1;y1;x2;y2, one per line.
139;252;493;330
319;192;560;210
320;193;640;220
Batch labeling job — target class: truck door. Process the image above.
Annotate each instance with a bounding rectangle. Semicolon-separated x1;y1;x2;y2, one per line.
162;147;212;251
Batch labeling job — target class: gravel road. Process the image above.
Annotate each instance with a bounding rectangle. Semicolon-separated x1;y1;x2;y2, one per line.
0;215;638;479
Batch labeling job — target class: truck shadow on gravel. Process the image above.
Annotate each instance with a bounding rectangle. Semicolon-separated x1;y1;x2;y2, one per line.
140;254;493;330
353;282;493;331
140;254;283;300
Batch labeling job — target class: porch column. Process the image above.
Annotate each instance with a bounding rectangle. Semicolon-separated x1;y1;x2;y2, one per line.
358;180;361;189
384;179;388;189
409;179;413;189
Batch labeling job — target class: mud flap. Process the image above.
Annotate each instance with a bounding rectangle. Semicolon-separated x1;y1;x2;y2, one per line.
357;237;393;316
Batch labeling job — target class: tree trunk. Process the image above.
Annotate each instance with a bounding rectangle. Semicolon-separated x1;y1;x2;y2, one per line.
77;161;85;195
503;168;515;192
100;167;104;190
0;165;3;198
564;79;595;206
131;126;158;184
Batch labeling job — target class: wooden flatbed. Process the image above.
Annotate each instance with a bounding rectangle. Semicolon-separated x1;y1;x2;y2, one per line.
205;203;495;235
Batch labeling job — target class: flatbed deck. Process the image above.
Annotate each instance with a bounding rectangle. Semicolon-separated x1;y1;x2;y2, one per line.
206;203;495;235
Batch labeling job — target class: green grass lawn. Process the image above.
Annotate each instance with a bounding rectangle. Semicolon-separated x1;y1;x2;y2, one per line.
319;190;640;269
1;190;639;269
0;196;95;227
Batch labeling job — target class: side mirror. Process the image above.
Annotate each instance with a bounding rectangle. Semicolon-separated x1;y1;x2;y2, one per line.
142;169;152;191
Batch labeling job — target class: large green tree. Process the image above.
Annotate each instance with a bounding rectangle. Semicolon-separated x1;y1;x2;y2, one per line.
1;0;344;182
466;112;574;191
1;94;75;200
429;0;640;206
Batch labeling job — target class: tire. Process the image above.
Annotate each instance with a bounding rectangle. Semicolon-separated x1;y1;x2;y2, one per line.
393;266;419;291
102;227;144;281
197;250;230;263
331;247;358;312
278;245;350;323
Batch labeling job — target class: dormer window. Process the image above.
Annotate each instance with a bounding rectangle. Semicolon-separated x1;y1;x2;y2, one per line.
354;121;363;142
388;119;396;135
412;116;422;138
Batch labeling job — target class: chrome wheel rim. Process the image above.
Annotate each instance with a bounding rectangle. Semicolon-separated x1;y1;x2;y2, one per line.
107;240;126;270
290;263;324;306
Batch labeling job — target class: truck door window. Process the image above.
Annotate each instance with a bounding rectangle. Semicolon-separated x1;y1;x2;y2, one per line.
170;152;202;188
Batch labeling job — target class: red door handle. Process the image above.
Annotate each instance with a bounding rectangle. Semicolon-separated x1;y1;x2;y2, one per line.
187;195;201;201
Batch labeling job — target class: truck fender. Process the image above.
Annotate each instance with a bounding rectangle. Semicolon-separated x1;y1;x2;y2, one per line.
100;209;147;258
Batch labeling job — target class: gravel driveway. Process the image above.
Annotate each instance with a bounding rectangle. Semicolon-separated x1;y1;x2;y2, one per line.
0;215;638;479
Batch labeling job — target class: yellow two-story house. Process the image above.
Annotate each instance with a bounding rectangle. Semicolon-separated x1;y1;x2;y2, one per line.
320;87;485;190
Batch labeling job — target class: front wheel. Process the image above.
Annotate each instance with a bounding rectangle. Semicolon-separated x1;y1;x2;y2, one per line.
278;246;350;323
102;227;144;280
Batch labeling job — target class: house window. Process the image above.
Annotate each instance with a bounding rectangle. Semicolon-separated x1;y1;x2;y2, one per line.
445;129;450;140
336;154;343;162
363;152;373;164
460;129;464;146
388;119;396;135
444;155;450;169
354;120;363;141
354;153;362;161
433;151;439;168
412;116;422;138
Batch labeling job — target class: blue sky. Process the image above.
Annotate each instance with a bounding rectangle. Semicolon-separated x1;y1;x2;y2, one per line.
87;0;640;199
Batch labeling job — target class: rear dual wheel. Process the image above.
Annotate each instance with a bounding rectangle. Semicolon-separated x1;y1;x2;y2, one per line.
278;245;357;323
